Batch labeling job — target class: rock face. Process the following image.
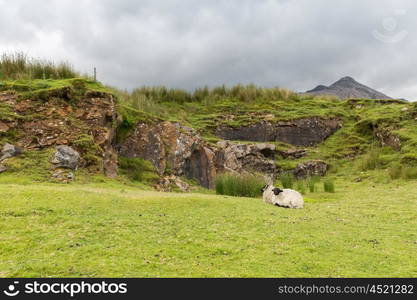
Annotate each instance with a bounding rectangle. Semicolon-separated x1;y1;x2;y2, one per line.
51;145;81;170
304;76;392;99
215;141;277;176
293;160;329;178
215;118;341;146
0;89;118;176
117;121;278;188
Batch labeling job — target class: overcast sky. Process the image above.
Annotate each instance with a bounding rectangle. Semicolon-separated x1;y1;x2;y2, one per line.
0;0;416;100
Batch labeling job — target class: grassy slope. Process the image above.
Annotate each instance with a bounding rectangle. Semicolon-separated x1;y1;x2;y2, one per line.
0;176;416;277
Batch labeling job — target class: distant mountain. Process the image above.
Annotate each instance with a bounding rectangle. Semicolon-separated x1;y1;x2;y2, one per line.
304;76;392;99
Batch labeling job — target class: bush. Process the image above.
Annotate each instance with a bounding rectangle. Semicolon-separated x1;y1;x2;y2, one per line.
118;157;159;182
388;163;402;180
323;179;335;193
401;167;417;179
280;172;294;189
215;173;264;198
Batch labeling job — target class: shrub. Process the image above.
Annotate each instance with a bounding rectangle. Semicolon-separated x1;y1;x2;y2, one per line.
388;163;402;180
401;167;417;179
279;172;294;189
118;157;159;182
323;179;335;193
215;173;264;198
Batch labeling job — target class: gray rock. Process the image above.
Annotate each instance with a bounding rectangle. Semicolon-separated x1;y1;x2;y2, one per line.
0;164;6;173
0;143;22;161
51;145;80;170
293;160;329;179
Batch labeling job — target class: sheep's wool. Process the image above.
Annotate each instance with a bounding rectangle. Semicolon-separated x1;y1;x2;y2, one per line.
262;185;276;204
274;189;304;209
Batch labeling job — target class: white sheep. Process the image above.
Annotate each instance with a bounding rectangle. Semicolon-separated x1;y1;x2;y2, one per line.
261;184;304;209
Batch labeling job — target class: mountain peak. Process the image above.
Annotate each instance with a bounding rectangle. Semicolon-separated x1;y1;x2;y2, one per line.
305;76;391;99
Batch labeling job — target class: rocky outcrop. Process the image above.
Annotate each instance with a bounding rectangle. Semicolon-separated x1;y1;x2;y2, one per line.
374;129;401;151
215;141;277;176
293;160;329;178
117;121;278;188
51;145;81;170
0;89;118;176
215;117;341;146
278;148;308;159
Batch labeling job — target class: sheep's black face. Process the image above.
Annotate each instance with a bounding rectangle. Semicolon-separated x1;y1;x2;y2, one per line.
273;188;283;195
261;184;269;193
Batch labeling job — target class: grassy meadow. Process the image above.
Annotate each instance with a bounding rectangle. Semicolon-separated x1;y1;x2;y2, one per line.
0;176;416;278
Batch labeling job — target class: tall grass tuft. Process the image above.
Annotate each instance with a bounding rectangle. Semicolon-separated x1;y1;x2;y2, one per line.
215;173;264;198
279;172;294;189
388;163;402;180
0;52;78;80
307;176;319;193
296;181;306;195
357;149;383;171
323;179;335;193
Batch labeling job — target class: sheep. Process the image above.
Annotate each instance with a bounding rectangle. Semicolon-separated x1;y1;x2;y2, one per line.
261;184;304;209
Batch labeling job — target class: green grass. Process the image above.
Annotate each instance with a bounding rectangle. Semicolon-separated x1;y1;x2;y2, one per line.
279;172;294;189
0;52;78;80
0;178;416;277
323;178;335;193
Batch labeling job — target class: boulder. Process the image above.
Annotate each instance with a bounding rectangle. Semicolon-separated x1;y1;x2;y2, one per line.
51;169;75;183
0;143;22;161
293;160;329;178
154;175;190;192
51;145;80;170
0;164;6;173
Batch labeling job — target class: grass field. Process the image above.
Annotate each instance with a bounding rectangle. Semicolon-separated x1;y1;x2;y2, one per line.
0;179;416;278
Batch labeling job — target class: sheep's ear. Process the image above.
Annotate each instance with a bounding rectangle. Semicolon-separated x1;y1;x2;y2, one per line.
260;184;268;192
273;188;283;195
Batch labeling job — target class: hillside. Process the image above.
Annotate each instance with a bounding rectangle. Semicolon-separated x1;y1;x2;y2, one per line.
304;76;392;99
1;77;417;190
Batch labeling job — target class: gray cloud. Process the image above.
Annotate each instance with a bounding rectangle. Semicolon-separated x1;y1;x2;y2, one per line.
0;0;416;100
